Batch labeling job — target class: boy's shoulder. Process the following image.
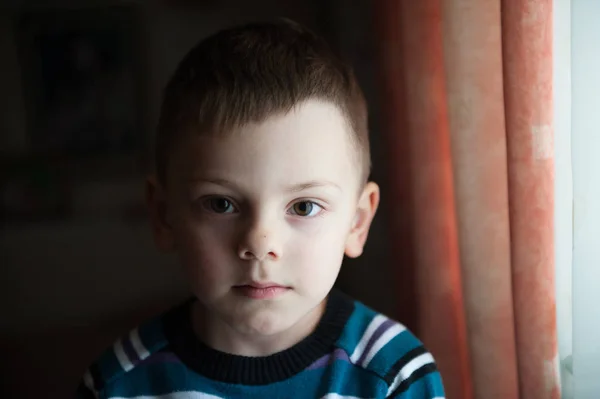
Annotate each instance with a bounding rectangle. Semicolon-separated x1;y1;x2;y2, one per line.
337;296;443;397
79;307;176;397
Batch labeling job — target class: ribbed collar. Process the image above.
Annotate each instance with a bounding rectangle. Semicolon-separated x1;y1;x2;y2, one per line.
163;289;354;385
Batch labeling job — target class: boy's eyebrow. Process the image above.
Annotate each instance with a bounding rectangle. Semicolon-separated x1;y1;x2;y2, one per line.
285;180;342;193
189;178;239;190
189;178;341;193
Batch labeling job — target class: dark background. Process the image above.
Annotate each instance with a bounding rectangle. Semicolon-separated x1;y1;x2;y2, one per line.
0;1;396;397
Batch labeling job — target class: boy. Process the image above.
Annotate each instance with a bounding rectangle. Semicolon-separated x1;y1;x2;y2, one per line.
77;19;445;398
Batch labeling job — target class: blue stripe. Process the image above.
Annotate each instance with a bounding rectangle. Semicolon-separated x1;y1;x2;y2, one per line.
104;357;387;398
394;369;445;398
313;360;387;398
122;335;141;365
335;301;379;358
108;362;214;397
356;318;395;365
95;344;128;387
138;316;169;354
365;328;423;377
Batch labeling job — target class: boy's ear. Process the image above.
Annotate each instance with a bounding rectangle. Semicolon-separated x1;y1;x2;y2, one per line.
345;182;380;258
146;175;175;252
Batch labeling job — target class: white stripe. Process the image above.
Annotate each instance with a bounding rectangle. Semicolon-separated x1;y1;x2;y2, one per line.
83;370;97;394
320;394;368;399
387;352;435;396
360;323;406;367
111;392;224;399
130;328;151;361
350;314;387;363
113;339;134;372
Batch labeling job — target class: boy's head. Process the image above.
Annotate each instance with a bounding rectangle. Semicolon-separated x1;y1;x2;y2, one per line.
147;19;379;353
155;18;370;185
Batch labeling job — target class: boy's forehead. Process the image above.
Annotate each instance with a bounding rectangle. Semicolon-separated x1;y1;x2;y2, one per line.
169;100;361;187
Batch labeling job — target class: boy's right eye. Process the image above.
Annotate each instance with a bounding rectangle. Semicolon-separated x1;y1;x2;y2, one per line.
202;197;237;214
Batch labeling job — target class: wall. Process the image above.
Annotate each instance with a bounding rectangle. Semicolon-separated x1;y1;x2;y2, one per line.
0;10;28;156
326;0;396;320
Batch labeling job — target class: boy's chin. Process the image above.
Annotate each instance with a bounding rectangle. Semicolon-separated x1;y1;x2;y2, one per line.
226;301;325;346
231;308;305;337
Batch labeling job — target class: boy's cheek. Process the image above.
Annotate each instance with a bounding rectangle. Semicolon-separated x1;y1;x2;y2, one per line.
292;250;344;296
174;218;234;247
179;246;236;295
175;227;235;271
301;222;350;251
287;234;346;272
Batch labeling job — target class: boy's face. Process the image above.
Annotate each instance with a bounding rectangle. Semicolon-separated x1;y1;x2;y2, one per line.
148;100;379;344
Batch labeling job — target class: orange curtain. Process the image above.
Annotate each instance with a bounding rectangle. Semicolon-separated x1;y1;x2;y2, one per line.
375;1;558;398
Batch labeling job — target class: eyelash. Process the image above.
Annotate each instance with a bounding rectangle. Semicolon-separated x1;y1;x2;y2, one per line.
198;197;325;218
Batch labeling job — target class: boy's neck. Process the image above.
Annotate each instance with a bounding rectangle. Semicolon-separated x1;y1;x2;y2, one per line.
191;299;327;357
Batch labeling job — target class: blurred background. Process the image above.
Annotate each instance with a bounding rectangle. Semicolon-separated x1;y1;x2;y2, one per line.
2;0;585;398
0;1;395;397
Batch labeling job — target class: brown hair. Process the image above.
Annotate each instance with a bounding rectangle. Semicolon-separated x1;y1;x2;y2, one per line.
155;18;370;184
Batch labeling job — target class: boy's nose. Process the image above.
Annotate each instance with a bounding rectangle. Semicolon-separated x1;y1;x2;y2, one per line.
237;226;282;262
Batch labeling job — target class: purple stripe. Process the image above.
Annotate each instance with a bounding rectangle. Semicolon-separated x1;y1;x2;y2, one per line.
357;319;395;365
121;336;141;365
139;351;181;366
307;348;351;370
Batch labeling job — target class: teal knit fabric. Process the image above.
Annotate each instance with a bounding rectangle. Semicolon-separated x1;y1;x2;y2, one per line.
77;291;445;398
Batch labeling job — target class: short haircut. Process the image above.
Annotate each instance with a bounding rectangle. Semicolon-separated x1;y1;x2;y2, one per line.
155;18;370;185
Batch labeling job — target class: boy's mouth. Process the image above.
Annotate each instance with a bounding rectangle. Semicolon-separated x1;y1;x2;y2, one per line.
233;282;291;299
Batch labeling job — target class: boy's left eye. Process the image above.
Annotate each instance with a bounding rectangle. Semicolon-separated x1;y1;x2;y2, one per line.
288;201;323;217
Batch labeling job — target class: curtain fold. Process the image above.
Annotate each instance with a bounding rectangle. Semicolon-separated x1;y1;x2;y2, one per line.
441;1;519;397
375;0;559;398
375;1;472;397
502;1;559;397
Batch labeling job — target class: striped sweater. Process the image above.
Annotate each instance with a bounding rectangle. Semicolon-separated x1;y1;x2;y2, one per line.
76;290;445;398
